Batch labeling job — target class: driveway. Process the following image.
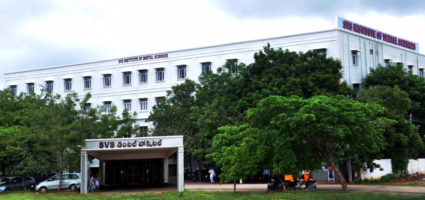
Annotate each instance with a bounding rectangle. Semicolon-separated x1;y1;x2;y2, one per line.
185;183;425;194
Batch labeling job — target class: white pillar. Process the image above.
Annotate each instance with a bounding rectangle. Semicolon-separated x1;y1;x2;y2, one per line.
80;150;88;194
163;157;169;184
177;146;184;192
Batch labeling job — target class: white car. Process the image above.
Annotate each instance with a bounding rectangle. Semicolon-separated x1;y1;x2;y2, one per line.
36;173;80;193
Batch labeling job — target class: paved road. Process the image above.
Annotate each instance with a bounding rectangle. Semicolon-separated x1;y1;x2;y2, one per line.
185;183;425;194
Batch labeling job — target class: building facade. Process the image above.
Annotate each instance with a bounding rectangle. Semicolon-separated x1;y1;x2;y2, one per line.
4;17;425;132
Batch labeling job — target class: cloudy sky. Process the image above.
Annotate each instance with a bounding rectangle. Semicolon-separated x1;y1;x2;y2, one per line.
1;0;424;88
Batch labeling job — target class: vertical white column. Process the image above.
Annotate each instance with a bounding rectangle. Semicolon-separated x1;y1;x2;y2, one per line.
80;150;88;194
177;146;184;192
163;157;169;184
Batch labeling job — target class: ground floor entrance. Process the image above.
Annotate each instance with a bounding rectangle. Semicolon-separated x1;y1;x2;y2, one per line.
81;136;184;194
104;159;164;188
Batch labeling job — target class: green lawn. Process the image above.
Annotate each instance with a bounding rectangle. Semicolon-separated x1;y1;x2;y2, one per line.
1;191;424;200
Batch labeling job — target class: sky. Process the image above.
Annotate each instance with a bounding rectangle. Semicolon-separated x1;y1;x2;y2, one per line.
1;0;425;88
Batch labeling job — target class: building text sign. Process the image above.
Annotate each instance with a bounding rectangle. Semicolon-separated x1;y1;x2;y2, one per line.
98;139;162;149
118;53;168;64
337;17;418;52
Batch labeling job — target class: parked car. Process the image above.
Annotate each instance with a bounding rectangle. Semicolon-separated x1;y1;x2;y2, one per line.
0;177;15;185
36;173;80;193
0;176;36;192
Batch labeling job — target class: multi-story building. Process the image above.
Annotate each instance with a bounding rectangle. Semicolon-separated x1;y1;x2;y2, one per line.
4;17;425;132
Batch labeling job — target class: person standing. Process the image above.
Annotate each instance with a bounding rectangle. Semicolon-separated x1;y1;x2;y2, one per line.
208;169;215;183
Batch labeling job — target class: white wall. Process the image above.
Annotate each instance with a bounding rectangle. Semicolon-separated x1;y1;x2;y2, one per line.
362;158;425;179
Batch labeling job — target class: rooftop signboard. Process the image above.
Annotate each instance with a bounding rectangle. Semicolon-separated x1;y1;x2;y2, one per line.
337;17;419;52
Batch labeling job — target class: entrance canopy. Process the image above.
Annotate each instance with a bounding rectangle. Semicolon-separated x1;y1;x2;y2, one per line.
80;136;183;194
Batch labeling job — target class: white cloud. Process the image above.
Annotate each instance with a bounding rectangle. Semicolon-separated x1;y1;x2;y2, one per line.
1;0;424;89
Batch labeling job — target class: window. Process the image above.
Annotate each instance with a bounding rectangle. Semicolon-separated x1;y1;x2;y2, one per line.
370;49;373;55
314;48;327;56
156;68;165;81
155;97;165;104
351;51;359;66
420;69;424;77
84;103;91;113
64;78;72;91
384;59;391;66
177;65;186;79
103;74;112;87
45;81;53;92
139;70;148;83
353;83;361;97
123;72;132;85
103;101;112;114
140;126;148;136
123;99;132;111
201;62;211;74
70;174;79;180
408;65;414;72
139;98;148;110
83;76;91;90
9;85;17;95
26;83;34;94
226;59;238;73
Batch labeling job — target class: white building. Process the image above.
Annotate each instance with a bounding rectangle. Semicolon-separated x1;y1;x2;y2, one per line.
4;17;425;191
5;17;424;131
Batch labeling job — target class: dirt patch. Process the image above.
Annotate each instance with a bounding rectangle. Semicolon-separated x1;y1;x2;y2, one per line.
386;174;425;185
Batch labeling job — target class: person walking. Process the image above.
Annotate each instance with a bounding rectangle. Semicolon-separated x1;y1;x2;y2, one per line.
208;169;216;183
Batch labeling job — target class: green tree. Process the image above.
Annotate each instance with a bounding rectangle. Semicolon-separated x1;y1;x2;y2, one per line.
209;125;268;191
360;86;424;175
363;64;425;140
246;95;389;191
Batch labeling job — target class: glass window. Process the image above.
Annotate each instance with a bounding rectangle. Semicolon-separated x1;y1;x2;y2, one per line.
140;126;148;136
408;65;413;72
139;70;148;83
84;103;91;113
45;81;53;92
64;78;72;91
103;74;112;87
84;76;92;89
201;62;211;74
156;68;165;81
155;97;165;104
314;48;327;56
104;101;112;113
123;72;132;85
177;65;186;79
351;51;359;66
420;69;424;77
384;59;391;67
70;174;79;179
226;59;238;73
123;99;131;111
139;98;148;110
9;85;17;95
26;83;34;94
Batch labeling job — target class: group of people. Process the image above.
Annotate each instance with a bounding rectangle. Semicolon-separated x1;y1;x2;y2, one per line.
88;175;100;192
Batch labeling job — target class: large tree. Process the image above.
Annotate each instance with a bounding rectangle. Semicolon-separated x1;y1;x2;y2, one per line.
360;86;424;175
363;64;425;140
242;95;389;190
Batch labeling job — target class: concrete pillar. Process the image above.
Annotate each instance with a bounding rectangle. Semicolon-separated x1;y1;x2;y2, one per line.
102;161;106;185
163;157;169;184
99;160;104;186
80;150;88;194
177;146;184;192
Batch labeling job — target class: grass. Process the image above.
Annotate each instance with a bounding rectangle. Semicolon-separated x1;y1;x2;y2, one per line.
1;191;425;200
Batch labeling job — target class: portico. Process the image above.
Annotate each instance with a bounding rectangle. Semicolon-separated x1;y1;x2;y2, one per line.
80;136;184;194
